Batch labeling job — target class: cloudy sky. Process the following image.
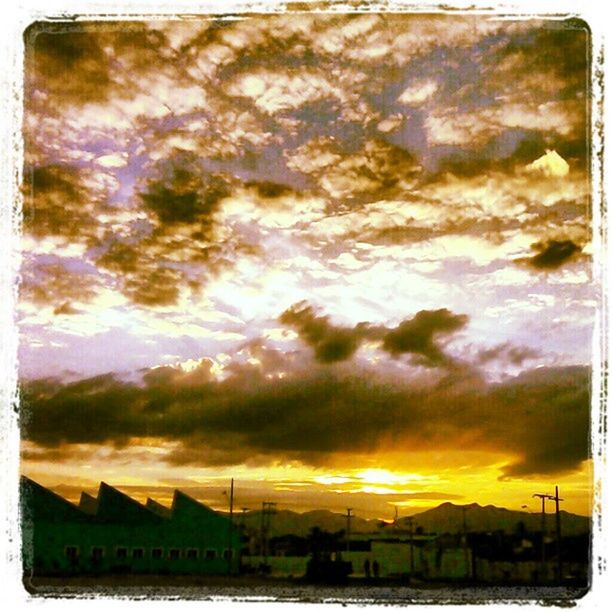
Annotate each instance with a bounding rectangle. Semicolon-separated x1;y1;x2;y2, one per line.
19;11;593;518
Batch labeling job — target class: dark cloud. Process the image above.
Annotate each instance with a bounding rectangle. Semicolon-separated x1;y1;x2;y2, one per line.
382;309;469;366
95;241;188;307
22;165;98;240
20;260;99;311
21;360;590;479
122;266;184;307
140;161;231;227
25;22;173;107
490;366;590;478
20;374;140;447
91;156;255;306
477;342;541;366
519;239;582;270
26;24;111;105
246;180;295;199
279;301;377;363
279;302;468;367
94;224;244;307
363;225;437;245
490;20;589;98
430;133;589;179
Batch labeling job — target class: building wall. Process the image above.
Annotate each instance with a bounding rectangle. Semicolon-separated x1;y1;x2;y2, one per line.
21;478;241;576
421;546;472;580
26;517;240;575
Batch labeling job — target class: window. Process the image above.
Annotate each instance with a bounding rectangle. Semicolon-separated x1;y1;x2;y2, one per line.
116;547;128;559
205;549;217;560
169;548;181;560
64;546;79;560
91;547;104;561
186;549;198;560
132;548;145;559
152;548;163;559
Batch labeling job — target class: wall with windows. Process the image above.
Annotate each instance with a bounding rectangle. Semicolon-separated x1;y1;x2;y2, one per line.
21;477;241;576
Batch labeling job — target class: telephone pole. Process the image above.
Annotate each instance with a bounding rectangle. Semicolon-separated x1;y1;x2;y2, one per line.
260;501;277;566
552;486;564;583
346;508;353;552
533;493;550;581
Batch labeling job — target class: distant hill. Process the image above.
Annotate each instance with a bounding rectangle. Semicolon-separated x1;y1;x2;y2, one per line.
232;502;590;538
48;482;590;538
395;502;590;536
235;508;372;538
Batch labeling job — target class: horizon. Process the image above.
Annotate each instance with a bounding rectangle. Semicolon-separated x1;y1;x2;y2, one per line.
24;475;592;522
19;13;594;523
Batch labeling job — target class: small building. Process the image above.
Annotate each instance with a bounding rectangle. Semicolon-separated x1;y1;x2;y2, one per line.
21;476;241;576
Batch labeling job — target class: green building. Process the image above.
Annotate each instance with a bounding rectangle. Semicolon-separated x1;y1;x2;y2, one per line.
21;476;241;576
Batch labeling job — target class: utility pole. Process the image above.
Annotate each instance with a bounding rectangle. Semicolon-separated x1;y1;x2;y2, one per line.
533;493;550;581
260;501;277;566
552;486;564;583
226;478;234;575
346;508;353;553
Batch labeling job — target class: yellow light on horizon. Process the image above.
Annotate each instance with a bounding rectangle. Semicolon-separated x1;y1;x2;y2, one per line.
356;468;439;485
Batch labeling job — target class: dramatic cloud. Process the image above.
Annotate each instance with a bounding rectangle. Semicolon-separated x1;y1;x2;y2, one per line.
20;361;590;479
518;239;583;270
26;24;111;105
18;14;593;512
20;260;100;313
381;309;469;366
140;163;232;227
279;303;468;366
279;301;378;363
92;156;259;306
21;164;101;241
476;342;541;366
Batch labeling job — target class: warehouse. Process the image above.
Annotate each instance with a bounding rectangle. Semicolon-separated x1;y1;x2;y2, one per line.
21;476;241;576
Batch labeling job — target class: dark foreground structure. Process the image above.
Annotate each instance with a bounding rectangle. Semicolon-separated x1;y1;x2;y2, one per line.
20;477;590;603
21;476;241;577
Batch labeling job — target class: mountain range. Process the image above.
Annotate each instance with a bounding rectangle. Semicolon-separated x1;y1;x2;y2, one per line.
235;502;591;538
49;482;591;538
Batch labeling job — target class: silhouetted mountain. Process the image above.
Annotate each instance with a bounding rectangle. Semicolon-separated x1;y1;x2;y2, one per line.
234;508;371;537
234;502;590;537
48;482;590;538
396;502;591;536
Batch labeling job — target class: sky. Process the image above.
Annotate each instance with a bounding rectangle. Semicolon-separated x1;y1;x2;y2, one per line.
18;10;594;519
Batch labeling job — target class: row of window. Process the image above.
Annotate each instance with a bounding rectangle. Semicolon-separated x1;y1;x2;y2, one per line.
65;546;233;561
